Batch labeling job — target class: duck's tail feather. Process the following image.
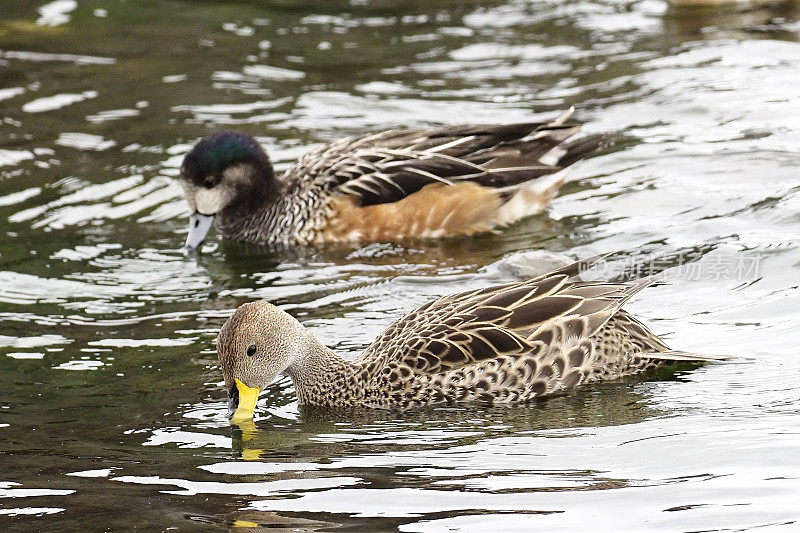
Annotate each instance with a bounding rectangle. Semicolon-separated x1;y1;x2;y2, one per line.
557;133;610;168
484;132;609;197
488;132;609;224
533;251;619;281
645;350;734;362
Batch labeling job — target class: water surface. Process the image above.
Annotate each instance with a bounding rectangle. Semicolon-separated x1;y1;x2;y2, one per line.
2;0;800;530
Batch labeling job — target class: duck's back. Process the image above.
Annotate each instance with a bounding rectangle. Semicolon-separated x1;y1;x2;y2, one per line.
274;110;606;244
350;263;725;409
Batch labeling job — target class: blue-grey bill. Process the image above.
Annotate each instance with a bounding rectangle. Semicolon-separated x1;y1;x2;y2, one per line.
185;212;214;250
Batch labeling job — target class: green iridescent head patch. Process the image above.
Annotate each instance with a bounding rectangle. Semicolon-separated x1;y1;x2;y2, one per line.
182;131;269;180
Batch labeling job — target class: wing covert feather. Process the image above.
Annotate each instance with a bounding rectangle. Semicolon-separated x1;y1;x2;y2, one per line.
284;110;605;208
357;260;658;378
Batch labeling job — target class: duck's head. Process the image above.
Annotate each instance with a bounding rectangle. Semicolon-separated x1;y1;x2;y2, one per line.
179;131;275;249
217;301;312;421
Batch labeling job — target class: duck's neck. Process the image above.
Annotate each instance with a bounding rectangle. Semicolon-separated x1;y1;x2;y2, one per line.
215;166;286;244
285;340;361;407
217;194;286;244
216;175;324;245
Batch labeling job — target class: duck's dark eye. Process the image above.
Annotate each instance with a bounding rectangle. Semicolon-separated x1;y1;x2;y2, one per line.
203;178;214;189
246;345;257;357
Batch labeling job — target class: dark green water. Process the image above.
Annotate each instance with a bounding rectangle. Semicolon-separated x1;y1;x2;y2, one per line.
2;0;800;530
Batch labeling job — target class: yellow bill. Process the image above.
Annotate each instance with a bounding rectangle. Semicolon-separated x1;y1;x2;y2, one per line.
229;378;261;421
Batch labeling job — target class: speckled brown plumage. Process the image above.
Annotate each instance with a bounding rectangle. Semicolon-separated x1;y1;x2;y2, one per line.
179;109;606;247
217;256;729;412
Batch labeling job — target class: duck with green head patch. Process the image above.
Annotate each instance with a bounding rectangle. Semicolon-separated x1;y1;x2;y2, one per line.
178;109;607;249
218;255;730;419
180;131;277;249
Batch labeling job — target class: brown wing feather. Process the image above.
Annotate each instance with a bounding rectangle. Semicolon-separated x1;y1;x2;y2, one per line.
353;256;731;408
357;257;655;377
285;109;605;208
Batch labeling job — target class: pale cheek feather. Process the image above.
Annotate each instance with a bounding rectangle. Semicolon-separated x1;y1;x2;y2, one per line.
180;181;198;211
194;185;235;214
223;163;255;184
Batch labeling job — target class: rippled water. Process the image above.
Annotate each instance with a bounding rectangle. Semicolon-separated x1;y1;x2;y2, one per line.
2;0;800;530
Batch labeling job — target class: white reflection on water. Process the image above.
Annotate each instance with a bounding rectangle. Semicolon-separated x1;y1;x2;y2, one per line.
0;507;65;517
22;91;98;113
5;352;44;360
52;360;105;371
0;150;35;167
36;0;77;27
141;429;231;449
65;469;116;478
113;475;362;496
0;482;73;499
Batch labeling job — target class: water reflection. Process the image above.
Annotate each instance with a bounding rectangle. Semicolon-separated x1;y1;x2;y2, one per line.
226;379;669;458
